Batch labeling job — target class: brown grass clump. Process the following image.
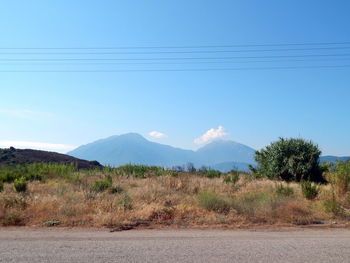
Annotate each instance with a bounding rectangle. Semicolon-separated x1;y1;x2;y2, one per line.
274;200;313;225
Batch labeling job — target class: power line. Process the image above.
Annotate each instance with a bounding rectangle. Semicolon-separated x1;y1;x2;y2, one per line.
0;65;349;73
1;47;350;55
1;54;350;61
2;58;350;66
0;41;350;50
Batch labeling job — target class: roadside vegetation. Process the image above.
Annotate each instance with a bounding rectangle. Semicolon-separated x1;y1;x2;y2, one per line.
0;138;350;228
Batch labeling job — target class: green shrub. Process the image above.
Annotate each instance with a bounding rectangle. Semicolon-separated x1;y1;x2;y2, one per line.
203;170;222;178
13;177;27;192
118;193;133;211
275;184;295;197
231;192;273;217
301;181;319;200
42;220;61;227
323;200;344;216
170;170;179;177
91;179;112;192
0;163;77;183
24;173;44;182
327;161;350;196
223;170;240;185
252;138;324;182
198;191;231;213
108;185;124;194
3;195;27;209
2;213;25;226
0;181;3;192
115;164;165;178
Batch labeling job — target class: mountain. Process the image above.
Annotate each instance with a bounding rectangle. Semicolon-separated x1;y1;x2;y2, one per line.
195;140;255;166
67;133;350;172
320;155;350;163
0;147;102;169
68;133;256;169
68;133;195;167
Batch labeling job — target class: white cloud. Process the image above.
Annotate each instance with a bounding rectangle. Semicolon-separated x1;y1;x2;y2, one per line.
149;131;167;139
194;126;228;144
0;141;76;153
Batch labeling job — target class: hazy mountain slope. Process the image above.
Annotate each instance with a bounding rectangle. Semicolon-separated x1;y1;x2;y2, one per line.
69;133;195;167
195;140;256;166
320;155;350;163
210;161;253;173
68;133;256;169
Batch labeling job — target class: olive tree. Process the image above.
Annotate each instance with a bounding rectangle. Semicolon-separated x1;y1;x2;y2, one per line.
251;138;324;182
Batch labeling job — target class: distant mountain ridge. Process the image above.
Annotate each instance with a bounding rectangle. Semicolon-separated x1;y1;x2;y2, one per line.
68;133;256;171
320;155;350;163
68;133;350;172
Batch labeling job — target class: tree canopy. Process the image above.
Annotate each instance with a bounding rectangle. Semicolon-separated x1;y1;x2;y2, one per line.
251;138;324;182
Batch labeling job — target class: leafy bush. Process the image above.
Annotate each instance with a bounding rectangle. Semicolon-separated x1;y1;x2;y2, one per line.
252;138;324;182
108;185;124;194
2;213;25;226
118;193;133;211
203;169;222;178
114;164;165;178
24;173;44;182
198;191;231;213
0;181;3;192
231;192;273;218
0;163;77;183
301;181;319;200
223;170;240;185
275;184;295;197
323;200;344;216
42;220;61;227
3;195;27;209
91;179;112;192
169;170;179;177
13;177;27;192
327;161;350;196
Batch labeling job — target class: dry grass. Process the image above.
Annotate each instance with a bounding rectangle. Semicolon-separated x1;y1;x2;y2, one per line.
0;170;349;228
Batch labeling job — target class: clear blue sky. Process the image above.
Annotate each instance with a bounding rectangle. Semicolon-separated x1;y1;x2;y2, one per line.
0;0;350;155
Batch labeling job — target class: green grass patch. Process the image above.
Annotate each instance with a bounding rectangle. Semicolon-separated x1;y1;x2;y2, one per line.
13;177;27;192
91;179;112;192
275;184;295;197
198;191;231;213
301;181;319;200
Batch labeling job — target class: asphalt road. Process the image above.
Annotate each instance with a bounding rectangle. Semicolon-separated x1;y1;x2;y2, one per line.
0;228;349;263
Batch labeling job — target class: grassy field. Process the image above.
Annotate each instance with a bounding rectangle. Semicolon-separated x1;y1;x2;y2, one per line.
0;164;349;228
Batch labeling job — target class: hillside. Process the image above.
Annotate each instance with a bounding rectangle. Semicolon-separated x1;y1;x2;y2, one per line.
0;147;102;169
68;133;256;169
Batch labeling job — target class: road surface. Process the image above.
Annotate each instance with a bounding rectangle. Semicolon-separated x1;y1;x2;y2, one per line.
0;228;349;262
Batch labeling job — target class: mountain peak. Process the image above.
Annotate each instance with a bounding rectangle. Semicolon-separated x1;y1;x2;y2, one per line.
197;139;251;150
196;139;256;165
118;132;146;140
